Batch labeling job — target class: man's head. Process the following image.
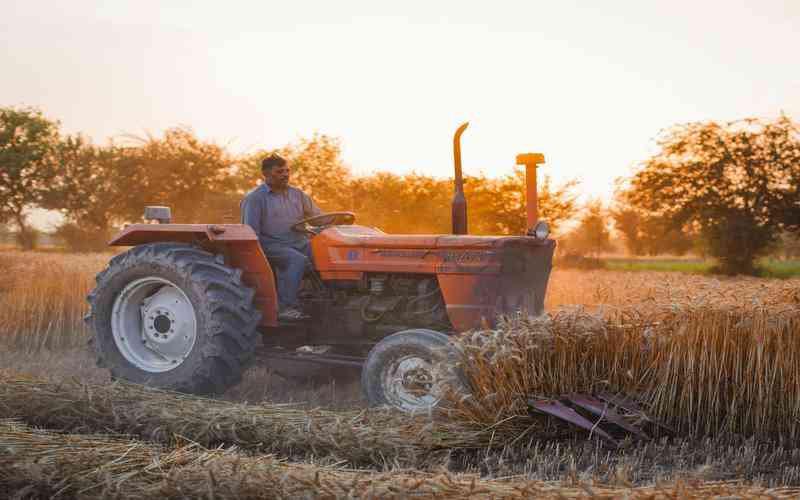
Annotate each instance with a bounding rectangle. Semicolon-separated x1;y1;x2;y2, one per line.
261;153;289;190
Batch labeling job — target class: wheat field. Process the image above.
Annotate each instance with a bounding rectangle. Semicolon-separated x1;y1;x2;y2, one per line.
2;249;800;498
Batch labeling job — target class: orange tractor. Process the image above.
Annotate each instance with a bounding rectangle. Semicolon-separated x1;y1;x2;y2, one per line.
85;123;555;413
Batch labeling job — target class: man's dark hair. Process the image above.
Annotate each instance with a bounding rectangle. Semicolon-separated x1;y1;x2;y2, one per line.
261;153;287;172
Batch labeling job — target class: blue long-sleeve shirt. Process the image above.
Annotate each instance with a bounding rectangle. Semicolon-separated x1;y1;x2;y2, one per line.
240;183;321;251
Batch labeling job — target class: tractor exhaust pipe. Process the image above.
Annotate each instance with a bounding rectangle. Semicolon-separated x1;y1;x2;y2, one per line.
452;122;469;235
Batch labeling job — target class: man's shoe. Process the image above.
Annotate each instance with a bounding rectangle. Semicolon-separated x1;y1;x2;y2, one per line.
278;307;310;321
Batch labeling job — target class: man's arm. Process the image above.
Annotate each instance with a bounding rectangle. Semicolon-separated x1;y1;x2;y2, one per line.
240;193;262;235
301;191;322;218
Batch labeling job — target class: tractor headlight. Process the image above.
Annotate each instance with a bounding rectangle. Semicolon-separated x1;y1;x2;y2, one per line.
528;221;550;240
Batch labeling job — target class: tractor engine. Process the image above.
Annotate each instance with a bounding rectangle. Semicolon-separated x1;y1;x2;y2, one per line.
308;274;451;341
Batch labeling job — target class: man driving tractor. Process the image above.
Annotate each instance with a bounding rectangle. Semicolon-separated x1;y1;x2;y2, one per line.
240;153;321;321
86;122;557;415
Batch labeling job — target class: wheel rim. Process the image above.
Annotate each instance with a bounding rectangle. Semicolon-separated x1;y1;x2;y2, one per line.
383;355;443;412
111;277;197;373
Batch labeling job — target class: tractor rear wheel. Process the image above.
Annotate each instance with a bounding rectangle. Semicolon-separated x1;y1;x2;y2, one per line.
85;243;262;395
361;329;465;413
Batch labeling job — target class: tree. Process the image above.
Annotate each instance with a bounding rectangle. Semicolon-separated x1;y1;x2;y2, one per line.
42;127;242;251
126;127;241;223
0;106;60;249
611;204;693;256
466;171;579;236
610;206;648;256
623;115;800;274
775;231;800;260
563;200;613;257
347;172;451;233
42;136;147;251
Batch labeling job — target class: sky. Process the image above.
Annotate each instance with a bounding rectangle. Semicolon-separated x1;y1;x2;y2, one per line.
2;1;799;229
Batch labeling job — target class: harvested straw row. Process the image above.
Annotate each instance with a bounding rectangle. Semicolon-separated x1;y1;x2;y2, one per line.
2;420;797;500
0;374;439;468
444;302;800;443
3;299;800;470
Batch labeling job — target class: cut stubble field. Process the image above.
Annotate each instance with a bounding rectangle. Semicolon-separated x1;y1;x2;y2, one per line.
2;249;800;498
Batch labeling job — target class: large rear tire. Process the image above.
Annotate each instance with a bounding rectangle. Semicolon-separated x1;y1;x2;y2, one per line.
85;243;262;395
361;329;465;413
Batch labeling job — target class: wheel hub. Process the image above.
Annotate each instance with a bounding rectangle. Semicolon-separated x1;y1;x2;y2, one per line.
111;277;197;373
384;356;441;412
401;365;434;396
146;309;175;340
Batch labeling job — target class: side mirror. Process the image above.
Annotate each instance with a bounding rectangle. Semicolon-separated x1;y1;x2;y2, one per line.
144;206;172;224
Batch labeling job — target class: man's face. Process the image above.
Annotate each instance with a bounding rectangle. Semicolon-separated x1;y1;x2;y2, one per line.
266;164;290;189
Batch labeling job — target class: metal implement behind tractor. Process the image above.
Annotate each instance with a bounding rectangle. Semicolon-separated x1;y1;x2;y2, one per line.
86;123;561;416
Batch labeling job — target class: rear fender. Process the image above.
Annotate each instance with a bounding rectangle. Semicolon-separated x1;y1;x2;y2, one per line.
110;224;278;327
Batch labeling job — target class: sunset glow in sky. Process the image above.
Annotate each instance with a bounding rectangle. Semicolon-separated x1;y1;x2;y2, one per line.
3;0;799;224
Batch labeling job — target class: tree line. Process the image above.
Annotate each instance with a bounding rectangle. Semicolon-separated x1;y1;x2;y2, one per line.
0;106;581;251
1;106;798;275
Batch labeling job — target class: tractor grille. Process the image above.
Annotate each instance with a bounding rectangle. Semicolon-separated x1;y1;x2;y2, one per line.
495;240;555;317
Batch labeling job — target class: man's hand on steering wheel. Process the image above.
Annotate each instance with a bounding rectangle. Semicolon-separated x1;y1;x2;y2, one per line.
291;212;355;235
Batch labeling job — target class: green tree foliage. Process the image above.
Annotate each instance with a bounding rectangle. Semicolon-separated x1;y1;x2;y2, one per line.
43;136;146;251
125;127;241;223
20;112;581;249
0;106;61;249
347;172;451;234
466;170;578;236
611;205;693;256
623;116;800;275
562;200;613;257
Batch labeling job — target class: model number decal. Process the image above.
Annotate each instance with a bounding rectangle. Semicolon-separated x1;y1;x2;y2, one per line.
372;249;496;262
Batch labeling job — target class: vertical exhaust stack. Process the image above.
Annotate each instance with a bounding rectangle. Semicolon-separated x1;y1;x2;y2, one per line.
451;122;469;235
516;153;546;232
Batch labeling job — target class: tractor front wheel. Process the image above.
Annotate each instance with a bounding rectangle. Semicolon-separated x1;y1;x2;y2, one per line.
361;329;465;413
85;243;262;395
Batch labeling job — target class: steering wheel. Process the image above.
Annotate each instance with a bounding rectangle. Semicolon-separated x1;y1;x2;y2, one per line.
291;212;356;234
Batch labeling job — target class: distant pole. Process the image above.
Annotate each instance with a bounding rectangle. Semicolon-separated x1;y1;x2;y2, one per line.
516;153;546;230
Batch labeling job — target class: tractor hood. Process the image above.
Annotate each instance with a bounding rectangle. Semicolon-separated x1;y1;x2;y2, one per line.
312;225;556;330
315;224;553;250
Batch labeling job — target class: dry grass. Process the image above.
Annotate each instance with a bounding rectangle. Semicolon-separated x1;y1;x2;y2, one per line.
2;248;798;349
0;374;437;468
6;373;800;488
5;250;800;495
4;250;800;442
0;251;106;351
3;420;799;499
444;300;800;446
0;348;364;408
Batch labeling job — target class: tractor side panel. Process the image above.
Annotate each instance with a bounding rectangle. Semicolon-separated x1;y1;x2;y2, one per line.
109;224;278;327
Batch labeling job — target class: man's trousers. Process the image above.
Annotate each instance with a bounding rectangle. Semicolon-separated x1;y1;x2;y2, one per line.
263;241;313;310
